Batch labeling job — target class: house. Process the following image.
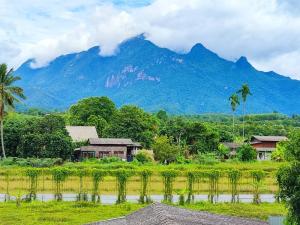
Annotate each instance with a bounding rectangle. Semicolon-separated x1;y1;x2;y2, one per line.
88;202;267;225
75;138;141;161
66;126;99;142
221;142;242;158
250;135;287;160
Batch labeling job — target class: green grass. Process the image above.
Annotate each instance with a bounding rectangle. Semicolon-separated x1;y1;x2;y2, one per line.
0;201;287;225
0;201;144;225
182;202;287;220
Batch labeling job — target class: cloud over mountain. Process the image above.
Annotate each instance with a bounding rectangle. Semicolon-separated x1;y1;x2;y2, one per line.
1;0;300;79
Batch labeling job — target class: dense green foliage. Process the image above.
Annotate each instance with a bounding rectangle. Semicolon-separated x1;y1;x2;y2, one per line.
138;169;152;203
105;105;158;148
277;130;300;224
0;63;26;159
161;169;179;202
69;97;116;136
114;169;134;204
3;113;73;159
2;95;300;162
135;150;153;164
68;98;158;148
237;144;257;161
0;157;63;167
152;136;181;163
228;169;241;202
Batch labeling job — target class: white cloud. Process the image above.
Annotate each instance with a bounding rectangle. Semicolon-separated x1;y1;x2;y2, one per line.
1;0;300;79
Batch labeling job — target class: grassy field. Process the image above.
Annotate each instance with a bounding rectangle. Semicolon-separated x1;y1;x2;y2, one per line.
0;201;287;225
0;161;285;195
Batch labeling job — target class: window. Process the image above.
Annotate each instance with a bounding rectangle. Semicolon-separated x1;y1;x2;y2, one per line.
99;152;110;158
114;151;124;157
81;151;95;158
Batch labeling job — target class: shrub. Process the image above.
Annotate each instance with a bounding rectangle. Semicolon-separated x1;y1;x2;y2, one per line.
284;131;300;161
0;157;63;167
91;169;106;202
228;169;241;202
237;144;257;161
152;136;181;163
175;154;192;164
161;170;179;203
135;150;153;164
216;144;230;160
113;169;135;204
277;131;300;224
51;167;71;201
207;170;221;203
185;170;204;203
277;162;300;224
194;152;219;165
99;156;122;164
251;170;265;204
138;169;152;203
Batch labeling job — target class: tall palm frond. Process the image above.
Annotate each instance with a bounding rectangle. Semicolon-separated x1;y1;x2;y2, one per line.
0;63;26;159
229;93;240;138
237;84;252;139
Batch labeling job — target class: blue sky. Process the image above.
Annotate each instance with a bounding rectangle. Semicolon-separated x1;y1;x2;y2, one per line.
1;0;300;79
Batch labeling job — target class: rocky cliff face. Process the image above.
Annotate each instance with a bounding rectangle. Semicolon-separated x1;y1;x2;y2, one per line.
15;35;300;114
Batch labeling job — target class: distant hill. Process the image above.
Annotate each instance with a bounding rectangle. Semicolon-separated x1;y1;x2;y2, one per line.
15;35;300;114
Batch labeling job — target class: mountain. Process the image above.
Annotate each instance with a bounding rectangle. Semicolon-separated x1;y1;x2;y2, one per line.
15;35;300;114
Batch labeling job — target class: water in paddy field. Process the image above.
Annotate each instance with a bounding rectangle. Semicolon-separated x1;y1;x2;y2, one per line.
0;193;276;204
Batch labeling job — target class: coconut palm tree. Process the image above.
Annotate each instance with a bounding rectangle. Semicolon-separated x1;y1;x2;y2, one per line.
237;84;252;139
229;93;240;137
0;63;26;159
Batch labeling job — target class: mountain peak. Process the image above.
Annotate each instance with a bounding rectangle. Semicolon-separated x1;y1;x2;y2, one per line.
119;34;147;47
187;43;219;60
87;46;100;54
190;43;211;53
235;56;254;70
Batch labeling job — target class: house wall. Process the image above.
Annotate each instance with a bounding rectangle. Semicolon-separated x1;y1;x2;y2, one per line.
95;146;127;159
251;141;277;149
251;141;279;161
80;145;127;159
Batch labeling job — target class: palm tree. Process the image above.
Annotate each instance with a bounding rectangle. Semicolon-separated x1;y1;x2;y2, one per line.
0;63;26;159
229;93;240;137
237;84;252;139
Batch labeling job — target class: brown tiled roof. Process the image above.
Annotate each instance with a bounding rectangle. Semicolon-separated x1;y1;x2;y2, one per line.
251;136;287;142
89;138;134;145
221;142;242;149
88;203;268;225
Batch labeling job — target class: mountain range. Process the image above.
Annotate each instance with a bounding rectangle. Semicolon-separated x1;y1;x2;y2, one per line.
15;35;300;114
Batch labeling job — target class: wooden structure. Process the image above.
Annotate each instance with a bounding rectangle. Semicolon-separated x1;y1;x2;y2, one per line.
221;142;242;158
76;138;141;161
250;135;287;160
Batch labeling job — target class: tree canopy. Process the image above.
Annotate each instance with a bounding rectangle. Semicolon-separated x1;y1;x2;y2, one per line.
4;114;73;160
152;136;181;163
69;96;116;124
105;105;158;148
